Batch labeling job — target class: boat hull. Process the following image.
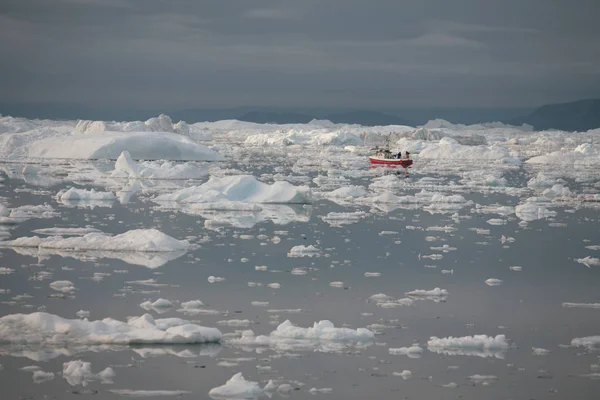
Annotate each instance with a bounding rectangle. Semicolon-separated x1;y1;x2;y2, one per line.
369;157;413;167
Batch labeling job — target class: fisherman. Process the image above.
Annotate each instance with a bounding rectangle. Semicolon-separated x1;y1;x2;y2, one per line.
396;151;402;159
405;151;411;159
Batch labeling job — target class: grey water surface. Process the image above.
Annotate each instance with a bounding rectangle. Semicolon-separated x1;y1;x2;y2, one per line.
0;162;599;400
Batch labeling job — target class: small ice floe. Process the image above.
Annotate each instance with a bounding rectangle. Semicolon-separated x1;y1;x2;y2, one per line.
32;370;55;383
376;298;414;308
49;280;77;293
63;360;115;386
379;231;399;236
571;335;600;349
309;387;333;394
467;374;498;384
421;254;443;260
509;266;522;271
0;229;190;252
56;187;116;202
179;300;204;310
364;272;381;278
585;245;600;251
0;312;222;344
255;265;268;271
110;389;192;397
428;334;509;358
389;345;424;358
76;310;90;319
320;211;365;226
426;226;457;233
251;301;269;307
515;202;557;222
405;287;448;298
441;269;454;275
140;298;174;313
562;302;600;309
288;245;321;257
267;283;281;289
0;267;15;275
486;219;506;225
208;276;225;283
532;347;551;355
217;319;252;327
208;372;263;399
575;256;600;268
329;281;344;288
485;278;503;286
441;382;458;388
430;244;457;252
500;235;515;244
393;370;412;379
32;227;102;236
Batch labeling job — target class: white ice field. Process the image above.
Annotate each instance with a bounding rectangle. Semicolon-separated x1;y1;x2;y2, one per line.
0;113;600;399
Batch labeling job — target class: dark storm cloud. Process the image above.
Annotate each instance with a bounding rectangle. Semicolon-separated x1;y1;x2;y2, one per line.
1;0;599;110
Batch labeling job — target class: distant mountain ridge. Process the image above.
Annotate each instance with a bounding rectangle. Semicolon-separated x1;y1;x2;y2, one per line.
511;99;600;131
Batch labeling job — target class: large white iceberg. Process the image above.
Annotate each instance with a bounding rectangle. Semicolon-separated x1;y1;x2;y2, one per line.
155;175;312;204
0;312;222;344
0;229;189;252
418;137;518;163
28;131;223;161
111;151;209;180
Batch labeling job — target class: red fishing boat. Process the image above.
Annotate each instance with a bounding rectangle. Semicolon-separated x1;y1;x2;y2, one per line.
368;155;413;167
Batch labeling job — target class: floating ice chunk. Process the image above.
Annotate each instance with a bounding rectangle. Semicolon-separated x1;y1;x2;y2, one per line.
0;229;189;252
418;138;517;164
515;203;556;222
56;187;116;202
441;269;454;274
0;267;15;275
442;382;458;388
468;374;498;383
251;301;269;307
140;298;174;312
217;320;252;327
562;302;600;309
49;280;76;293
369;293;394;302
155;175;312;204
485;278;503;286
109;389;192;397
393;370;413;379
509;266;522;271
571;336;600;348
180;300;205;309
208;276;225;283
112;150;141;177
329;281;344;288
272;320;374;341
376;298;414;308
323;186;368;199
406;287;448;297
267;283;281;289
428;334;508;358
63;360;115;386
0;312;222;345
32;370;55;383
430;244;457;252
486;218;506;225
288;245;321;257
389;345;423;358
364;272;381;277
309;387;333;394
575;256;600;267
321;211;366;226
208;372;263;399
32;227;102;236
28;131;223;161
76;310;90;318
532;347;551;355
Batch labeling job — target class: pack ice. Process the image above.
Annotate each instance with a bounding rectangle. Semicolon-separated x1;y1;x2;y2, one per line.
0;312;222;344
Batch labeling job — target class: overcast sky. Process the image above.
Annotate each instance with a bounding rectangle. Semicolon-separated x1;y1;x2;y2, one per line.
1;0;599;110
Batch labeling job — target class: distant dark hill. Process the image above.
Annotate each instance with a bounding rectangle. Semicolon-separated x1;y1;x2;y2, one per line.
511;99;600;131
323;110;412;126
238;111;315;124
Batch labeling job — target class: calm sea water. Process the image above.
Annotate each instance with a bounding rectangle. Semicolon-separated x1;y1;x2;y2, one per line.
1;160;599;400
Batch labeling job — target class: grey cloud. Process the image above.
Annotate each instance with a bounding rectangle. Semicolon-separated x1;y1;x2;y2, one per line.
1;0;599;111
